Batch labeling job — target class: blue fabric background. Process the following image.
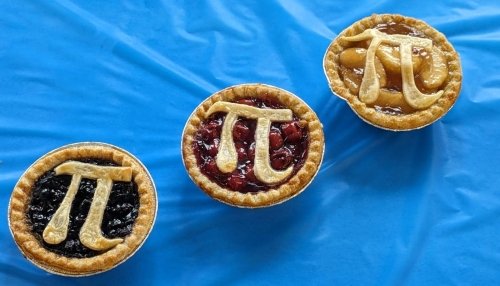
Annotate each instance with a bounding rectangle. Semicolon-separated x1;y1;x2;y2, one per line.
1;0;499;285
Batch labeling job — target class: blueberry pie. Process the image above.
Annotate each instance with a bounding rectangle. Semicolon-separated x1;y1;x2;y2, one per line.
324;14;462;130
8;142;157;276
182;84;324;207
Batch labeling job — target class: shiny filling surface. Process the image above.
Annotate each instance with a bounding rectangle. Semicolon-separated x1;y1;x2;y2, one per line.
27;158;139;258
193;98;309;193
338;21;449;115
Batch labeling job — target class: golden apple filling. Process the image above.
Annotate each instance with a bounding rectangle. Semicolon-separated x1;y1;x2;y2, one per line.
338;22;449;115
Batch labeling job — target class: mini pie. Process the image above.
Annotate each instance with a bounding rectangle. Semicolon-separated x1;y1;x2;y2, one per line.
182;84;324;208
324;14;462;130
8;142;157;276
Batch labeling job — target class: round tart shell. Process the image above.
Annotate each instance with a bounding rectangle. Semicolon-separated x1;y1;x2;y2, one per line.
182;84;325;208
323;14;462;131
8;142;157;276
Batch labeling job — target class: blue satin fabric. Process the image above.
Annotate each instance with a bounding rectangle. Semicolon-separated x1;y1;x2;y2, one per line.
1;1;499;285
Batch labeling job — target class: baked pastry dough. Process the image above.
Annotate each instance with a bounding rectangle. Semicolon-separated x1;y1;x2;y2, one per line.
324;14;462;130
8;142;157;276
182;84;324;208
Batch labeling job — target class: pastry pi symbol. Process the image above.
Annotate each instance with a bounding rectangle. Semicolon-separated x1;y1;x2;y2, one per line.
342;29;443;109
43;161;132;251
206;102;294;184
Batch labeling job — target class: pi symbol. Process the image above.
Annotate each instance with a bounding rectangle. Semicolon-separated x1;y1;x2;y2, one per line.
206;102;295;184
42;161;132;251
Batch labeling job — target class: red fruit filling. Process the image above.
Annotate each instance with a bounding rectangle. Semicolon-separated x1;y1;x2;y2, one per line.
269;128;284;149
270;148;293;170
200;121;220;141
228;173;247;192
282;122;302;143
192;97;309;193
236;98;257;106
233;121;252;142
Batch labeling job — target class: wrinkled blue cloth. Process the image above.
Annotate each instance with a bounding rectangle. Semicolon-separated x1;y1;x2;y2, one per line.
1;0;499;285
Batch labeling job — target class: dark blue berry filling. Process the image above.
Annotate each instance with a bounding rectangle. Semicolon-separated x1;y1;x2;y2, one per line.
27;158;139;258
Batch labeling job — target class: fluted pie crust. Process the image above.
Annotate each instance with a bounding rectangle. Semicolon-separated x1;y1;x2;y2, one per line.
182;84;324;208
324;14;462;130
8;143;157;276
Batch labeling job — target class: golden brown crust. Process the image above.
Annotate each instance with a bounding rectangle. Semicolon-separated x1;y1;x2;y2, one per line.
182;84;325;208
8;143;157;276
324;14;462;130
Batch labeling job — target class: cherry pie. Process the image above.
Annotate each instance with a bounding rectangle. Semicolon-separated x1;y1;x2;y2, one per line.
182;84;324;207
